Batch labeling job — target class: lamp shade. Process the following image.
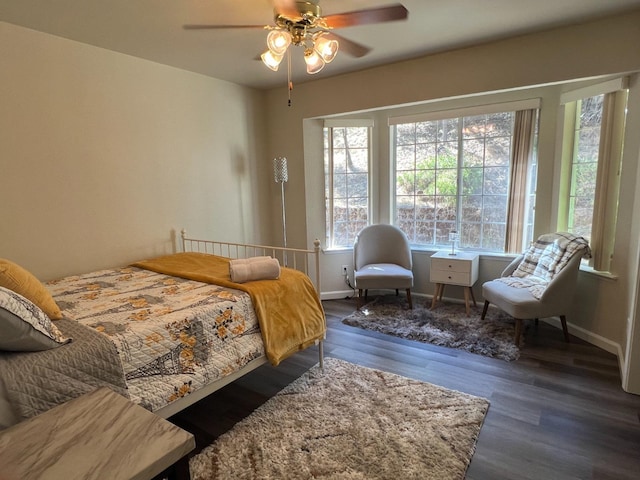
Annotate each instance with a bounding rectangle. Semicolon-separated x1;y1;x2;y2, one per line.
304;48;325;74
267;30;292;55
313;34;339;63
274;157;288;183
261;50;283;71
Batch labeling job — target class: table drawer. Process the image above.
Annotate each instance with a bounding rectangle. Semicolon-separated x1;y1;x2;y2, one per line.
431;257;472;273
430;269;473;285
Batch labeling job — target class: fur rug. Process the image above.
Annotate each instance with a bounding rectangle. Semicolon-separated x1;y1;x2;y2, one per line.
342;295;521;361
189;358;489;480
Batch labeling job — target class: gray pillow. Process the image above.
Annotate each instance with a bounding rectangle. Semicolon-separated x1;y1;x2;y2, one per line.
0;286;71;351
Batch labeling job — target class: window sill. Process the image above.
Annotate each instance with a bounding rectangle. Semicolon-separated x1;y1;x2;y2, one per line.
411;247;516;259
323;247;352;254
579;265;618;281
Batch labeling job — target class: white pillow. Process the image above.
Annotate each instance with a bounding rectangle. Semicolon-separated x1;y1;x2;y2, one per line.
0;286;71;351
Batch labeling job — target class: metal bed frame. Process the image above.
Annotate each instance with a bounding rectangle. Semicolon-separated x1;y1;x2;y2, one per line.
154;230;325;419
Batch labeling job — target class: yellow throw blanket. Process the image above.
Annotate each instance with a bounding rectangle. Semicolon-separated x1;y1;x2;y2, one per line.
132;252;326;366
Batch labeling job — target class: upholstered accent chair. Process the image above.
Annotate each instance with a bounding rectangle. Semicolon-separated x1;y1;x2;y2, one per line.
353;224;414;309
481;232;591;346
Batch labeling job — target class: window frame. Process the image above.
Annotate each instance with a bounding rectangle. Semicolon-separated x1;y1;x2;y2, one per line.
558;78;629;272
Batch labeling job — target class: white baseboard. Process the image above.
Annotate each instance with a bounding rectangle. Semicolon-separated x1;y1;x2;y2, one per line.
321;290;435;301
543;317;624;373
321;290;356;301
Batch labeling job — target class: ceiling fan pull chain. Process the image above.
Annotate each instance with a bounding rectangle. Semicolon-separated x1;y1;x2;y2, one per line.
287;48;293;107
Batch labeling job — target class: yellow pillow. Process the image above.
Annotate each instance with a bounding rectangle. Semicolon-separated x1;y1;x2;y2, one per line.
0;259;62;320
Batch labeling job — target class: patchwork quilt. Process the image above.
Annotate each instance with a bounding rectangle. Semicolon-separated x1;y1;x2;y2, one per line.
50;266;265;412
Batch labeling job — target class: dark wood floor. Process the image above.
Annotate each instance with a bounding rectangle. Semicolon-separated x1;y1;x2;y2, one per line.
170;297;640;480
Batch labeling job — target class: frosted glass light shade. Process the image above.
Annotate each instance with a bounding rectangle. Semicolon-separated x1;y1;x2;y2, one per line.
261;50;283;71
304;49;325;74
313;34;339;63
267;30;292;55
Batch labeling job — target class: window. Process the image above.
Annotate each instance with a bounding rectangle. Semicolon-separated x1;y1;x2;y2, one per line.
392;108;537;252
559;79;628;272
567;95;603;239
324;123;371;249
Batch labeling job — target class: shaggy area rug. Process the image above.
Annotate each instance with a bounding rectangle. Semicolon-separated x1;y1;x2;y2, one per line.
342;295;521;361
189;358;489;480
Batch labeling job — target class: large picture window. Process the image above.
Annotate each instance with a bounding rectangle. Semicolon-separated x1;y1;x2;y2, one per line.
392;108;537;252
323;123;371;249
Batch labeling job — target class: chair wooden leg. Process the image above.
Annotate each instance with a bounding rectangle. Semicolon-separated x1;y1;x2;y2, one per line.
481;300;490;320
357;289;363;310
560;315;570;343
364;289;368;302
430;284;440;310
514;318;523;347
406;289;413;309
463;287;471;316
395;289;399;296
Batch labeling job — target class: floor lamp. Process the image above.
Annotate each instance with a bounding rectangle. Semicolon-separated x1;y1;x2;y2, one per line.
274;157;288;264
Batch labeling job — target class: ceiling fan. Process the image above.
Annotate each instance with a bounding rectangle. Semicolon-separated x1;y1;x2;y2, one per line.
184;1;409;75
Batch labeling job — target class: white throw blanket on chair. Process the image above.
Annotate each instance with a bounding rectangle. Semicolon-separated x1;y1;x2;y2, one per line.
496;232;591;299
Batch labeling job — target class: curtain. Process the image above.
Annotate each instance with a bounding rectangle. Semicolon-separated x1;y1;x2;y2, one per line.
505;109;537;253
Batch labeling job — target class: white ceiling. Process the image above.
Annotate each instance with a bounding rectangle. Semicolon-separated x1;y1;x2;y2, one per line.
2;0;640;90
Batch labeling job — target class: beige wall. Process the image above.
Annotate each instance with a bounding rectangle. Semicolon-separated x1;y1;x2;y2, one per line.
263;10;640;391
0;22;268;281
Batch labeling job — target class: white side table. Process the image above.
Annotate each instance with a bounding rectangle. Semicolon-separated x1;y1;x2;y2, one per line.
430;251;480;315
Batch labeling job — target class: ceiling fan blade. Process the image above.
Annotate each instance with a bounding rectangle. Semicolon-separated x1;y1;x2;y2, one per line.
323;4;408;29
325;32;370;58
183;24;265;30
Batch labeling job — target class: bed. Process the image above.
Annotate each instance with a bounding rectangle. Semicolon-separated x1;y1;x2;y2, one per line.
0;230;326;429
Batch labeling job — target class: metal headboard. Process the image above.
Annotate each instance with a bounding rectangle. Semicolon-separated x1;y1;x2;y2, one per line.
180;229;322;293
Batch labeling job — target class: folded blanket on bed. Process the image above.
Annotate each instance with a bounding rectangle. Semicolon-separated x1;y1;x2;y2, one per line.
132;253;326;366
229;257;280;283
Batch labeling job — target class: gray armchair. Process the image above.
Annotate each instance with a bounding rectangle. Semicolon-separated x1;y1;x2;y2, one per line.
481;233;589;346
353;224;414;309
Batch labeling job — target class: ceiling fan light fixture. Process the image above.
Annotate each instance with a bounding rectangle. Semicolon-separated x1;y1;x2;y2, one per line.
183;2;409;105
313;33;339;63
304;48;325;74
261;50;284;71
266;29;292;55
